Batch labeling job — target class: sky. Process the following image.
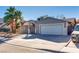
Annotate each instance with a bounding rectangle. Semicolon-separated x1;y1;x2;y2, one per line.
0;6;79;20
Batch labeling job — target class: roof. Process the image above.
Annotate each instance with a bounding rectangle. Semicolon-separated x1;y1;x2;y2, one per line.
28;20;37;24
36;16;67;24
63;18;76;22
22;20;35;26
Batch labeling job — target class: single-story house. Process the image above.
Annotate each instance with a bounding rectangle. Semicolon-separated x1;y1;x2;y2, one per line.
34;16;68;35
22;16;76;35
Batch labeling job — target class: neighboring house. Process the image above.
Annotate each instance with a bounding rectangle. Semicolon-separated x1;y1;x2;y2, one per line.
64;18;76;26
64;18;76;35
34;16;68;35
0;18;10;32
76;19;79;24
0;18;3;25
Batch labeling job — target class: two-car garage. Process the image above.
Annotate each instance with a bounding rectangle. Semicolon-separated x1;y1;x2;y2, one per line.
35;16;68;35
38;23;67;35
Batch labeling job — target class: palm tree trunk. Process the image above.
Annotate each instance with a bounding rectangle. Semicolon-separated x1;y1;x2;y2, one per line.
9;20;16;33
12;19;16;33
9;23;13;33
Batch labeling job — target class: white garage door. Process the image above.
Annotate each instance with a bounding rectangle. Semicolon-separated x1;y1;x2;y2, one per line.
39;23;66;35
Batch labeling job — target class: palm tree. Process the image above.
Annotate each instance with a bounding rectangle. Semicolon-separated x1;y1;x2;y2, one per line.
4;6;23;33
15;10;23;29
4;7;16;33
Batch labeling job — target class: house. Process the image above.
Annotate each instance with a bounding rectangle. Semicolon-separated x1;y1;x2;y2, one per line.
64;18;76;35
0;18;3;25
64;18;76;26
34;16;68;35
0;18;10;32
21;16;76;35
76;19;79;24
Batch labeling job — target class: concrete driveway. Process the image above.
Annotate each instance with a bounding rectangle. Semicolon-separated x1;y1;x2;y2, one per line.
0;34;78;53
22;34;70;45
1;34;70;53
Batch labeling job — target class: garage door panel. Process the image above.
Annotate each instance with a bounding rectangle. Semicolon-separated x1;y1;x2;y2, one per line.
40;24;64;35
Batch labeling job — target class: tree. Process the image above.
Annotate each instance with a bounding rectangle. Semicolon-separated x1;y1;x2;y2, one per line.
4;6;23;33
15;10;23;29
4;7;16;33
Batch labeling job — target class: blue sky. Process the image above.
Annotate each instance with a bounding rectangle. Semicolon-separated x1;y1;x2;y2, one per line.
0;6;79;20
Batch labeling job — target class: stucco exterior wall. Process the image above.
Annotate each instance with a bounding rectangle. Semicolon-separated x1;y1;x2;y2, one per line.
35;23;39;34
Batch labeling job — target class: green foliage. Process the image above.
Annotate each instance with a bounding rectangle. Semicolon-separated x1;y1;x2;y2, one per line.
3;6;23;33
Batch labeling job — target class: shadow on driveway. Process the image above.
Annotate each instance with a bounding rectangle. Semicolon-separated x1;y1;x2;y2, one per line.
0;37;12;44
38;48;66;53
23;34;70;43
23;34;36;39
